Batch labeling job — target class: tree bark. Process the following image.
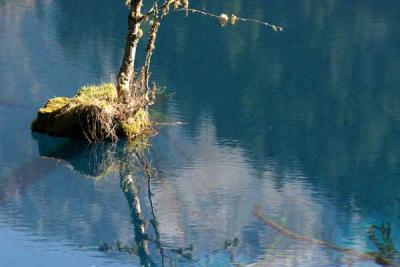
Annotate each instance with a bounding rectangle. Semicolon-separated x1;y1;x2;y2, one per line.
143;20;160;93
117;0;144;103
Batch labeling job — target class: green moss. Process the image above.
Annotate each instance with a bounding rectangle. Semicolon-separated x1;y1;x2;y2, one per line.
119;108;150;138
76;83;117;102
38;97;70;113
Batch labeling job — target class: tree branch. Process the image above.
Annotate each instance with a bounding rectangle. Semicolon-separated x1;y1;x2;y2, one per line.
166;8;283;31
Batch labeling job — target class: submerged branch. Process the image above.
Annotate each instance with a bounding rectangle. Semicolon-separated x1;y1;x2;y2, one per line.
253;205;397;266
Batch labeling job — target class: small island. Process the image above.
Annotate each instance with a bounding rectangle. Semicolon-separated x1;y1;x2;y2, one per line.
32;83;150;142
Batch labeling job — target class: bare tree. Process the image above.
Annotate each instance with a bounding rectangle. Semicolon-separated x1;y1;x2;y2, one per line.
115;0;283;104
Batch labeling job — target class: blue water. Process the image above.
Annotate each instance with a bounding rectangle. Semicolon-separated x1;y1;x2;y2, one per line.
1;0;400;266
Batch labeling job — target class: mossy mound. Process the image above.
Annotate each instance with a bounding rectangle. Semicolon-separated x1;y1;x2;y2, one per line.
32;83;151;142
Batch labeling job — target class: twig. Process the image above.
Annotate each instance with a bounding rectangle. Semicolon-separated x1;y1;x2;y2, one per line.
168;8;283;31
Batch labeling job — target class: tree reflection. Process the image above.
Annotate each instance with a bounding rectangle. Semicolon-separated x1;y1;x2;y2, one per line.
119;142;155;266
34;136;159;265
33;133;249;265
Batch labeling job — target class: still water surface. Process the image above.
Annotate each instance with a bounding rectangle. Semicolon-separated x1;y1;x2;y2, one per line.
1;0;400;266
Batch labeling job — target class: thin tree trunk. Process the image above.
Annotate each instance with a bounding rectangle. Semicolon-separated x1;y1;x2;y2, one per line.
143;20;160;93
117;0;144;103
